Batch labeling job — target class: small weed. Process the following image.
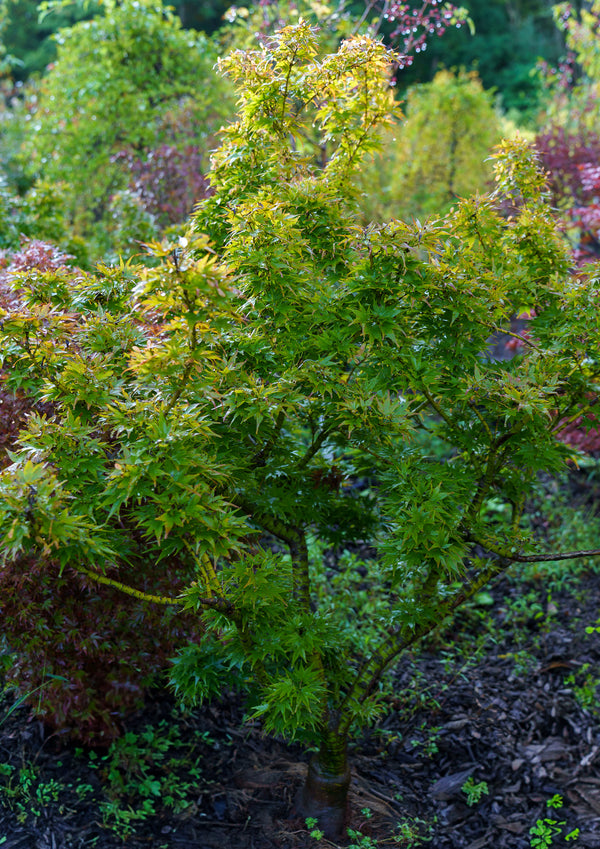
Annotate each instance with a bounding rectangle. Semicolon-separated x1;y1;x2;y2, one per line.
364;808;374;818
305;816;325;841
396;666;444;718
494;649;537;679
409;724;441;758
565;664;600;713
85;717;214;839
529;796;579;847
393;815;435;846
305;815;435;847
371;727;403;757
98;798;158;838
0;763;64;822
72;782;95;799
509;650;538;678
347;828;378;848
461;776;489;806
505;591;545;626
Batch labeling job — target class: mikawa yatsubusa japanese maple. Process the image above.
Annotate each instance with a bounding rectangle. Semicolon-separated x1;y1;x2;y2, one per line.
2;22;600;838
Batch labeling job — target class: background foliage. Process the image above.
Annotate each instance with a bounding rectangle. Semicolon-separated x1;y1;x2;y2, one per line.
359;68;510;222
23;0;232;256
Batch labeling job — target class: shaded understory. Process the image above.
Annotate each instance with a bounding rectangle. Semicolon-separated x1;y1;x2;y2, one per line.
2;478;600;848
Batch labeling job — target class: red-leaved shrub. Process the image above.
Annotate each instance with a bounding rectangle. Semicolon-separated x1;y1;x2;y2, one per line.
1;553;202;744
113;145;213;228
535;122;600;263
534;127;600;450
0;252;204;744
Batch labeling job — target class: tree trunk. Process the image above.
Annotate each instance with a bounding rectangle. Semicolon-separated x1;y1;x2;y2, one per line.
299;731;351;839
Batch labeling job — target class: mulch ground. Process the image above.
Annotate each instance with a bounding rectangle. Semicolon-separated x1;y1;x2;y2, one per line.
2;480;600;848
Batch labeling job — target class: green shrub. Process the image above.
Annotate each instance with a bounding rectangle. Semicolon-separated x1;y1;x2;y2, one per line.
27;0;233;255
2;23;600;835
359;69;510;223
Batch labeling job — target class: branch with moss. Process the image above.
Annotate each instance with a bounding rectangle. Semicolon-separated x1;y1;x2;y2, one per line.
338;553;511;735
289;530;311;610
472;538;600;564
74;564;232;609
463;447;501;526
232;492;302;547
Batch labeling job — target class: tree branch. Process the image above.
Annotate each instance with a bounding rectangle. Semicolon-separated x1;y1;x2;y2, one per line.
290;530;311;610
74;564;237;615
473;539;600;564
251;408;286;468
296;427;332;472
74;565;182;605
232;492;302;547
420;384;458;433
338;554;510;734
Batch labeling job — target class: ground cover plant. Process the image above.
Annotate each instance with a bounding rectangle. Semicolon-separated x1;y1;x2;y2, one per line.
3;21;600;842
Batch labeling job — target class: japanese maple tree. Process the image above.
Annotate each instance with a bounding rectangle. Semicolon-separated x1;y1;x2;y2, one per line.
2;23;600;837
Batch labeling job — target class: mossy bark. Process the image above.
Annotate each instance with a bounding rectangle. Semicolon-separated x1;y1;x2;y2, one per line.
299;732;351;839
